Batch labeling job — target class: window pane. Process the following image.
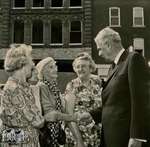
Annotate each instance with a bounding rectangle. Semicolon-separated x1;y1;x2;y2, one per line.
111;18;119;25
111;9;118;16
134;38;144;56
70;21;81;43
133;8;143;17
70;0;81;7
33;0;44;7
14;20;24;43
71;21;81;31
134;38;144;50
70;32;81;43
134;17;143;25
32;20;43;43
14;0;25;7
51;20;62;43
52;0;63;7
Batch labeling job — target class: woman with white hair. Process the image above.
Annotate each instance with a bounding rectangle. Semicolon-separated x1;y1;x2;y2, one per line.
65;52;102;147
0;44;47;147
36;57;78;147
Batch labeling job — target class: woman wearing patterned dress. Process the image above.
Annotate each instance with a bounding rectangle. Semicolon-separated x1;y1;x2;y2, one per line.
0;44;50;147
65;52;102;147
36;57;78;147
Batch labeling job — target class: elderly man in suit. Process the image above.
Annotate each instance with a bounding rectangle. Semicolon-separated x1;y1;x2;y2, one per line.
80;27;150;147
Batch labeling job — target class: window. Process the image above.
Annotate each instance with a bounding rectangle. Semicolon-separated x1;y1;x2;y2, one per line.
70;0;81;7
51;0;63;7
13;20;24;43
70;21;81;44
133;7;144;27
109;7;120;27
51;20;62;44
32;20;43;44
33;0;44;7
133;38;144;56
14;0;25;8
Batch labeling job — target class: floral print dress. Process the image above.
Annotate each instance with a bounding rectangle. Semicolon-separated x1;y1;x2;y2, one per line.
0;78;44;147
65;75;102;147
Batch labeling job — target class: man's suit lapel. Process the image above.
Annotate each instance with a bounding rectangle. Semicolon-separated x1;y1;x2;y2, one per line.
102;65;118;89
102;50;129;90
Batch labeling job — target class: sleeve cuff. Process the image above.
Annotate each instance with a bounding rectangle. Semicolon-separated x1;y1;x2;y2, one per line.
135;138;147;142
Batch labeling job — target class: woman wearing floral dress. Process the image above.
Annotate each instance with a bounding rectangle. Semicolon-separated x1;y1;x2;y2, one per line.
0;44;51;147
65;52;102;147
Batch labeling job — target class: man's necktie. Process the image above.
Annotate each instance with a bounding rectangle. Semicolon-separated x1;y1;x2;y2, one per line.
111;62;116;70
107;62;116;77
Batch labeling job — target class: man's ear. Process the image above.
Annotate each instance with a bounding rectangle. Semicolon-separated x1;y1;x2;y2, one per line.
105;40;111;49
104;40;109;47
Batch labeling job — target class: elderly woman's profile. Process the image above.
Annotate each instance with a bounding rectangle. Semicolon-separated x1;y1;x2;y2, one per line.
0;44;52;147
36;57;78;147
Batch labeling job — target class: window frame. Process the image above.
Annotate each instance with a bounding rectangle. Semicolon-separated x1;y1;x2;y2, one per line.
50;19;63;46
109;7;120;27
12;0;25;9
133;38;145;56
31;20;44;45
12;20;24;44
32;0;44;9
69;20;82;45
69;0;82;8
133;7;144;27
50;0;64;9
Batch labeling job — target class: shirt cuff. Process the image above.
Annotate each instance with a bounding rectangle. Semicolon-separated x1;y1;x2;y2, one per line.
135;138;147;142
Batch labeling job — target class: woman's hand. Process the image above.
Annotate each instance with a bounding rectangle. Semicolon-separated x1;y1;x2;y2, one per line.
76;112;92;123
44;111;58;122
76;141;85;147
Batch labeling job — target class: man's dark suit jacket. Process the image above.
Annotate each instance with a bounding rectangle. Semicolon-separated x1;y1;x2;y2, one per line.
91;51;150;147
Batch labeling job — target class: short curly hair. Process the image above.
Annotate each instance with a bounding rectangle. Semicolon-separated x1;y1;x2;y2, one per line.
4;44;32;73
73;52;96;73
36;57;55;81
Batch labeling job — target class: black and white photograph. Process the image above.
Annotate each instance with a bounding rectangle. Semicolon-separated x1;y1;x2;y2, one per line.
0;0;150;147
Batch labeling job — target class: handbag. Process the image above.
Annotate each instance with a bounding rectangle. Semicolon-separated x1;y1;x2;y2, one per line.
39;123;66;147
0;128;29;145
57;124;66;145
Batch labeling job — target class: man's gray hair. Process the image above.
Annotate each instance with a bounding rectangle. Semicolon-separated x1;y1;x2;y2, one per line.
95;27;121;44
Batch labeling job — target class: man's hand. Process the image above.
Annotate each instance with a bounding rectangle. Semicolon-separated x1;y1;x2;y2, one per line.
128;138;142;147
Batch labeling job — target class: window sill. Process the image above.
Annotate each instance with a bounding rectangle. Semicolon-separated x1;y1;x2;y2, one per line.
132;25;146;28
69;6;82;9
109;25;121;27
50;43;63;46
31;43;44;46
69;43;82;46
50;7;64;9
31;7;44;9
12;7;25;9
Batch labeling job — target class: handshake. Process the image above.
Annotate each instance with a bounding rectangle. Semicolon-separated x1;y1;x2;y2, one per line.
75;112;93;123
44;111;92;123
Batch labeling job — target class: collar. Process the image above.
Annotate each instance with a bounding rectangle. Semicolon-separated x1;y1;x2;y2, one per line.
114;48;125;65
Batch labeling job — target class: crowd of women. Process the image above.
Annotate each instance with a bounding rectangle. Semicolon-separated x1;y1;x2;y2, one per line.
0;44;102;147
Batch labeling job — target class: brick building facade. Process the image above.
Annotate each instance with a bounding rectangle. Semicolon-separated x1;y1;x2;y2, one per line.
0;0;150;88
0;0;92;91
92;0;150;78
